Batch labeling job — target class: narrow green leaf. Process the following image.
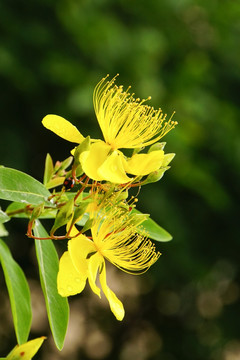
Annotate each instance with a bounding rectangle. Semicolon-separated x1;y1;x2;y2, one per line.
140;217;172;242
0;167;51;205
71;201;89;227
45;177;65;190
0;223;9;237
57;156;73;172
50;198;74;234
132;209;172;242
81;217;94;233
0;239;32;344
34;221;69;350
43;153;54;185
0;209;10;223
73;137;90;166
76;213;89;226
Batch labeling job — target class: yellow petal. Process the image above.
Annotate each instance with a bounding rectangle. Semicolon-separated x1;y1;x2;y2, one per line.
7;337;46;360
99;263;125;321
98;150;131;184
88;253;103;297
80;141;111;181
125;150;164;176
57;251;86;297
42;114;84;143
68;234;96;272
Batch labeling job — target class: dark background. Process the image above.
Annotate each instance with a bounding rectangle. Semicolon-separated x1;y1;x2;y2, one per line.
0;0;240;359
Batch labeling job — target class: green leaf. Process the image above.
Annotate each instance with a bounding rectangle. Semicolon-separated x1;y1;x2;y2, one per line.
0;209;10;223
132;209;172;242
45;177;65;190
50;198;74;234
76;213;89;226
0;223;9;237
43;153;54;185
0;167;51;205
81;217;94;233
0;239;32;344
73;137;90;166
34;221;69;350
70;201;89;227
57;156;73;172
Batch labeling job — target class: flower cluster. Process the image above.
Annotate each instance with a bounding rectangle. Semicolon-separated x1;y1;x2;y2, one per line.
40;75;177;320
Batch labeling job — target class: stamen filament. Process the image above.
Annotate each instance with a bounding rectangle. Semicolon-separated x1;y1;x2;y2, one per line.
91;207;161;275
93;76;177;150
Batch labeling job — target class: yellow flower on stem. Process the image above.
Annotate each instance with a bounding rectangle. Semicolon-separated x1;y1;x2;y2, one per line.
42;75;177;183
57;207;160;320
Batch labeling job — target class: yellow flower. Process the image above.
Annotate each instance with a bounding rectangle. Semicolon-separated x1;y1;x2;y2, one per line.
57;207;160;320
42;75;177;183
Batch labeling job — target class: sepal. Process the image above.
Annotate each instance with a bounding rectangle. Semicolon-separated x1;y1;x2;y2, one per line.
142;166;170;184
148;142;166;152
70;201;90;228
162;153;175;166
73;136;90;167
50;199;74;235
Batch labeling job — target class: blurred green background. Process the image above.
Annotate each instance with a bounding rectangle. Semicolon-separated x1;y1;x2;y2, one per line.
0;0;240;359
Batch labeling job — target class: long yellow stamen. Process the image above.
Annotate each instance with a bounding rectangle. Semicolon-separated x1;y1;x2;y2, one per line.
93;75;177;150
91;207;161;275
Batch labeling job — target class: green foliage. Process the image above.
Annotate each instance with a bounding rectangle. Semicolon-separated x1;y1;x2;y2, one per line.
50;198;74;235
0;168;51;205
0;239;32;345
34;222;69;350
43;153;54;186
43;154;74;190
133;210;172;242
0;223;8;237
72;136;90;169
0;210;10;224
70;201;89;227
